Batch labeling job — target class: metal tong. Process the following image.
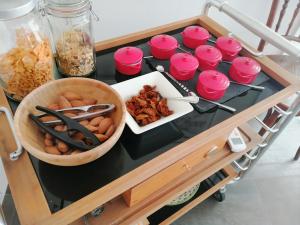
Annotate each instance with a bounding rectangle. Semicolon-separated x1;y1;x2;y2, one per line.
30;106;101;151
38;103;115;126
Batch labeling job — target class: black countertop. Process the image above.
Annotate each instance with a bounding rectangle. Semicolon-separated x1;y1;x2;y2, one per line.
8;27;283;212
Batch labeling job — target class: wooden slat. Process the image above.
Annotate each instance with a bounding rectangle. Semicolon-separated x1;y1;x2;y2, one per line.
159;166;237;225
275;0;290;32
0;88;51;225
285;0;300;35
258;0;280;51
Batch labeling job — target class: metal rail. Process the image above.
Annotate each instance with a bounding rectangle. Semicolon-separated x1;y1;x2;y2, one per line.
203;0;300;58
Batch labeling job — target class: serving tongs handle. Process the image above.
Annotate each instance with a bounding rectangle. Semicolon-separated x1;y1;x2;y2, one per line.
30;106;101;151
40;104;115;126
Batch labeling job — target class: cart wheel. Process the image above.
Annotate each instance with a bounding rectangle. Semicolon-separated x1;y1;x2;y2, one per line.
213;190;226;202
203;178;226;202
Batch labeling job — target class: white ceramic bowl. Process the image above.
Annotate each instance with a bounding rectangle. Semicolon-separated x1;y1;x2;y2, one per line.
112;71;193;134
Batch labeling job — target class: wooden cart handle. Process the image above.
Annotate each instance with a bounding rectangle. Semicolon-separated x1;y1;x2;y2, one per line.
0;106;23;160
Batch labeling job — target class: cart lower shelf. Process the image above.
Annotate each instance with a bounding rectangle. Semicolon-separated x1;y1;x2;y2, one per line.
81;124;261;225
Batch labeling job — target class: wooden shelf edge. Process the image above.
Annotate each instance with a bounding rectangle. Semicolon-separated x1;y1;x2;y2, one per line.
159;166;237;225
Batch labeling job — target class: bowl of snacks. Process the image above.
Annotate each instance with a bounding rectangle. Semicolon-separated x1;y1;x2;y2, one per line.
112;71;194;134
14;78;126;166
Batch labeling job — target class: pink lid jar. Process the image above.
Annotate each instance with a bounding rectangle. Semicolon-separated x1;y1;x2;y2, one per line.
148;34;178;59
170;53;199;80
197;70;230;101
114;47;143;75
229;57;261;84
182;26;210;49
195;45;222;71
216;36;242;61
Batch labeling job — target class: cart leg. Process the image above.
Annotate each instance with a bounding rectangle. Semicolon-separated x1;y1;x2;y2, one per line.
294;146;300;161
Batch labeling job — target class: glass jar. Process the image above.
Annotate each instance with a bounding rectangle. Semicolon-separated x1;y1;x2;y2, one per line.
44;0;98;77
0;0;54;101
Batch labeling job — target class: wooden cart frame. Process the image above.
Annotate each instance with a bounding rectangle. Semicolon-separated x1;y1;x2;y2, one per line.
1;15;300;225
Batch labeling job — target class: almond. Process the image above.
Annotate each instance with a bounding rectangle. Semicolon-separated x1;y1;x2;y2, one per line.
89;116;104;126
54;125;67;132
83;98;97;105
95;134;109;142
45;146;61;155
45;133;53;140
73;132;85;141
79;120;89;126
70;100;86;107
40;115;57;122
57;141;69;153
84;124;98;132
44;138;53;147
63;91;82;101
105;124;115;137
47;103;60;110
98;118;113;134
58;96;72;109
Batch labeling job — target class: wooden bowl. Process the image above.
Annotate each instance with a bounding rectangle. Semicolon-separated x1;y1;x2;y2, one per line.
14;78;126;166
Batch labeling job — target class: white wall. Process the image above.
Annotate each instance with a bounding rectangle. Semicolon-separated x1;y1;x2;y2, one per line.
92;0;299;54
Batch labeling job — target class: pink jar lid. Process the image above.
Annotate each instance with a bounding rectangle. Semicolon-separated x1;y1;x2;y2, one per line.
195;45;222;63
149;34;178;50
114;47;143;65
170;53;199;72
232;57;261;75
182;26;210;41
199;70;229;91
216;36;242;54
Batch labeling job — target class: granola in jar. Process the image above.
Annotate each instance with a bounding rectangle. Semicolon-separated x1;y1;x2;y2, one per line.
55;29;96;77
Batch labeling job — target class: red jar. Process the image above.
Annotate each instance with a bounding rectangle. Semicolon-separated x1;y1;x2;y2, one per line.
182;26;210;49
170;53;199;80
229;57;261;84
197;70;230;101
114;47;143;75
195;45;222;71
148;34;178;59
216;36;242;61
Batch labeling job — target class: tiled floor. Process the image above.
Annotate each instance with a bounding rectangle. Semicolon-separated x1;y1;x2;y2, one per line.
1;117;299;225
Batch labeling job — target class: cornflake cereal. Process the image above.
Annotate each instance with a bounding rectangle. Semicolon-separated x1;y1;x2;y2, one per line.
0;28;53;100
55;29;95;76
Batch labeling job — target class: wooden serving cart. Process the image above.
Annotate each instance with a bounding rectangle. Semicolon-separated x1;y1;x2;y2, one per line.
1;1;300;225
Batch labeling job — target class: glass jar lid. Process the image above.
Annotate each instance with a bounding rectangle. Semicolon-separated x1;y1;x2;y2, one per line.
45;0;93;17
0;0;35;20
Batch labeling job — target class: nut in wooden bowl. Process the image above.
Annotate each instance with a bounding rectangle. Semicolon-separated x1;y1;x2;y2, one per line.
14;78;126;166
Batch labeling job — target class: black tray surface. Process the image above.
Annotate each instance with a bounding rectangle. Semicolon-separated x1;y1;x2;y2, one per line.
8;27;284;212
